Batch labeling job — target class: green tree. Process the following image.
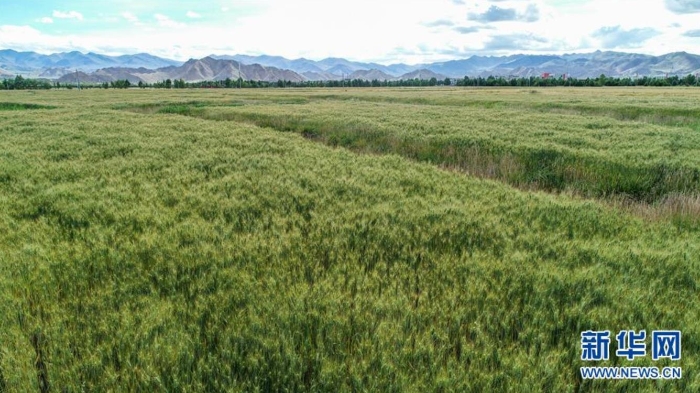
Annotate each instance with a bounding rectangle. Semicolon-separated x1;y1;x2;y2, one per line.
14;75;25;89
597;74;606;86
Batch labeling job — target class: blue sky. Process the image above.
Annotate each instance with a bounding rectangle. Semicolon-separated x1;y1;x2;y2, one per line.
1;0;700;64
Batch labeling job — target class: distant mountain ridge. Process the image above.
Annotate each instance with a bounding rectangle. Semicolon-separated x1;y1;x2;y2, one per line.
214;54;416;77
56;57;307;84
3;49;700;82
215;51;700;79
347;69;396;81
399;69;448;81
0;49;180;74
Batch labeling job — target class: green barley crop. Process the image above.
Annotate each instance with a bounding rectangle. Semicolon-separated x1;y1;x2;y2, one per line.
0;88;698;392
121;88;700;218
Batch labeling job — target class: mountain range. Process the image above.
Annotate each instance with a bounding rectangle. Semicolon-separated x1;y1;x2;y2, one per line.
0;50;180;75
2;49;700;83
55;57;311;84
214;51;700;79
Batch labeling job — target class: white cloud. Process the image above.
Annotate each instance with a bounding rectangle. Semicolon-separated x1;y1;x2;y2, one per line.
0;25;74;53
121;12;139;24
154;14;186;28
665;0;700;14
186;11;202;19
221;7;230;12
52;10;84;21
593;26;660;49
39;17;53;24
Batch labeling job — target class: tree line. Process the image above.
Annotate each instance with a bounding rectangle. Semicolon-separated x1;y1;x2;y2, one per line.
2;73;699;90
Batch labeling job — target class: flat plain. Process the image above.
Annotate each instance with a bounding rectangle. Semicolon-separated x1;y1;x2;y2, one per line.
1;87;699;392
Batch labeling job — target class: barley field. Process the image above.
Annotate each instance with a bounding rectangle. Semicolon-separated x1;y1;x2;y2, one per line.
0;87;698;392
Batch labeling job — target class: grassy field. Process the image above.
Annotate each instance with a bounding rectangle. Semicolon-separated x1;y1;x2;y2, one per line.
124;88;700;223
0;87;698;392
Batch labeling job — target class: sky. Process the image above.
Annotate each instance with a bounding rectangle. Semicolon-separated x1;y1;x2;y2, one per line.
1;0;700;64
